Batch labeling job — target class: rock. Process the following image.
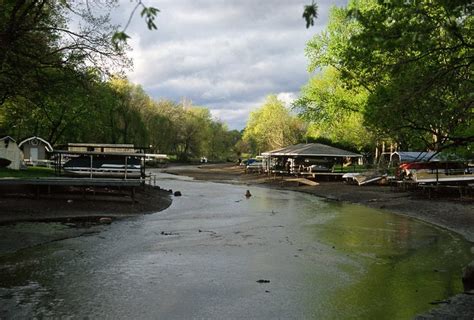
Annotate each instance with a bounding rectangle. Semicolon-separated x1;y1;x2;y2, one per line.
174;191;182;196
462;261;474;292
99;217;112;224
245;190;252;198
168;189;173;193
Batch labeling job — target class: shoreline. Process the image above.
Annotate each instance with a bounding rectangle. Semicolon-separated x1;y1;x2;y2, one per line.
0;185;173;224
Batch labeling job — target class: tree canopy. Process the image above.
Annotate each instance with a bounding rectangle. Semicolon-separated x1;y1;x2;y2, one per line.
302;0;473;154
243;95;305;154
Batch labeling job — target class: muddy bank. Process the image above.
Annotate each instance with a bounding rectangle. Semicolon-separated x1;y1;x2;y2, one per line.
0;185;172;224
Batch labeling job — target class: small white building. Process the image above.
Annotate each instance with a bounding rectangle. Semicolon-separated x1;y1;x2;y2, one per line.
0;136;23;170
18;136;53;166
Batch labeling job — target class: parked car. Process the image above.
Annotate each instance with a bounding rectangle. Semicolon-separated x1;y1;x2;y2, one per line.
246;160;263;173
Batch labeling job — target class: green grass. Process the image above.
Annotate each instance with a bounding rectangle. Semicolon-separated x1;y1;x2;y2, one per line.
0;166;56;178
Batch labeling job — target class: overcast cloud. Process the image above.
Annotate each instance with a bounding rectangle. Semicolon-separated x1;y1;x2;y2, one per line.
114;0;347;130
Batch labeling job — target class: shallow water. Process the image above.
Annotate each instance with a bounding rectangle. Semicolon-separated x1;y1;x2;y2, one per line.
0;172;471;319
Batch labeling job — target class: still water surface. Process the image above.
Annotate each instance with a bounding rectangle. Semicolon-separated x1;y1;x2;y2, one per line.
0;173;472;319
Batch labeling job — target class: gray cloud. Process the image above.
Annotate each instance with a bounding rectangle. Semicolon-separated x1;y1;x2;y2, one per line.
115;0;347;129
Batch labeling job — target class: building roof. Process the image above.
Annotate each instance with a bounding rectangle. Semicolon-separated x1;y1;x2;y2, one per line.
67;143;136;148
0;136;16;143
18;136;53;152
262;143;362;158
390;151;438;162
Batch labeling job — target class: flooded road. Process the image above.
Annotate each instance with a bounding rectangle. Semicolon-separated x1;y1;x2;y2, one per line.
0;173;472;319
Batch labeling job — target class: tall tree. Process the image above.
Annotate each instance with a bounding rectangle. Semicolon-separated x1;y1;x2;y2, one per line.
0;0;129;104
243;95;305;154
294;67;374;150
305;0;473;153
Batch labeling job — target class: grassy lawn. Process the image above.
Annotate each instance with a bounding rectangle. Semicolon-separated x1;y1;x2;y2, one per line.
0;166;56;178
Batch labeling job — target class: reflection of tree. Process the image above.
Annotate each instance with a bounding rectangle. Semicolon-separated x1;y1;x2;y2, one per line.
309;205;471;318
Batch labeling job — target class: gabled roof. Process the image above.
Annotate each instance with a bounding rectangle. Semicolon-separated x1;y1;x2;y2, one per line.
18;136;53;152
0;136;16;143
262;143;362;158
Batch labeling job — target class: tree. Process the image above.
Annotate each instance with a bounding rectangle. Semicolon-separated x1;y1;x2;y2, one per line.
0;0;132;105
0;67;100;145
305;0;473;153
294;67;374;151
243;95;305;154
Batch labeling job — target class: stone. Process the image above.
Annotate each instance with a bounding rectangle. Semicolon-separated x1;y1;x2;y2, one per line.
99;217;112;224
256;279;270;283
174;191;182;196
462;260;474;292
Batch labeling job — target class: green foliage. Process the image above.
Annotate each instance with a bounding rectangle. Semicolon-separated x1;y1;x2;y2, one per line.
0;0;128;105
243;95;305;154
344;0;473;152
0;74;240;161
295;67;374;151
113;1;160;48
303;1;318;28
141;6;160;30
304;0;473;153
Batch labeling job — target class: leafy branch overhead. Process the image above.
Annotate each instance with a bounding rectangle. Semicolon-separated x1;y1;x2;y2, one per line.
303;1;318;28
112;1;160;48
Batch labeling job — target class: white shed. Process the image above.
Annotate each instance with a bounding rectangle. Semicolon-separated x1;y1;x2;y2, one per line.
0;136;23;170
18;136;53;166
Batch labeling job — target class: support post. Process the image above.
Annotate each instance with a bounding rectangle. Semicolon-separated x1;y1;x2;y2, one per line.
90;155;93;179
125;157;128;180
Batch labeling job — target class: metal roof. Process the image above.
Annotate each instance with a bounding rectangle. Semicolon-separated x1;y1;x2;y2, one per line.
18;136;53;152
262;143;362;158
67;143;135;148
52;150;148;157
51;150;168;159
390;151;438;162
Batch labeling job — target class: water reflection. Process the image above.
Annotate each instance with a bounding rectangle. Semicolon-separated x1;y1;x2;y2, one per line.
309;204;471;318
0;176;471;319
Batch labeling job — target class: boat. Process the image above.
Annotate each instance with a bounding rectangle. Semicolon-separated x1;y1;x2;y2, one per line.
63;155;142;178
400;161;473;184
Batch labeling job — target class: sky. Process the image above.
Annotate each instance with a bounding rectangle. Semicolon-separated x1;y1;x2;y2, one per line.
114;0;347;130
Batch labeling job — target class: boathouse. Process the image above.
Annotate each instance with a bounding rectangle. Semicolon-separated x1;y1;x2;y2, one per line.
52;143;168;179
262;143;362;175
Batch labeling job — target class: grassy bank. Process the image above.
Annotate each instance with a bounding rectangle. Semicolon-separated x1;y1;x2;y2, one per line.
0;167;56;178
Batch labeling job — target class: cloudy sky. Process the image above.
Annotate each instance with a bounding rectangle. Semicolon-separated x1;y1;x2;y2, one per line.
115;0;347;130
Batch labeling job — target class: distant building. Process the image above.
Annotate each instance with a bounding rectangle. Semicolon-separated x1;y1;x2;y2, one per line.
0;136;23;170
262;143;362;174
66;143;139;153
18;136;53;166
